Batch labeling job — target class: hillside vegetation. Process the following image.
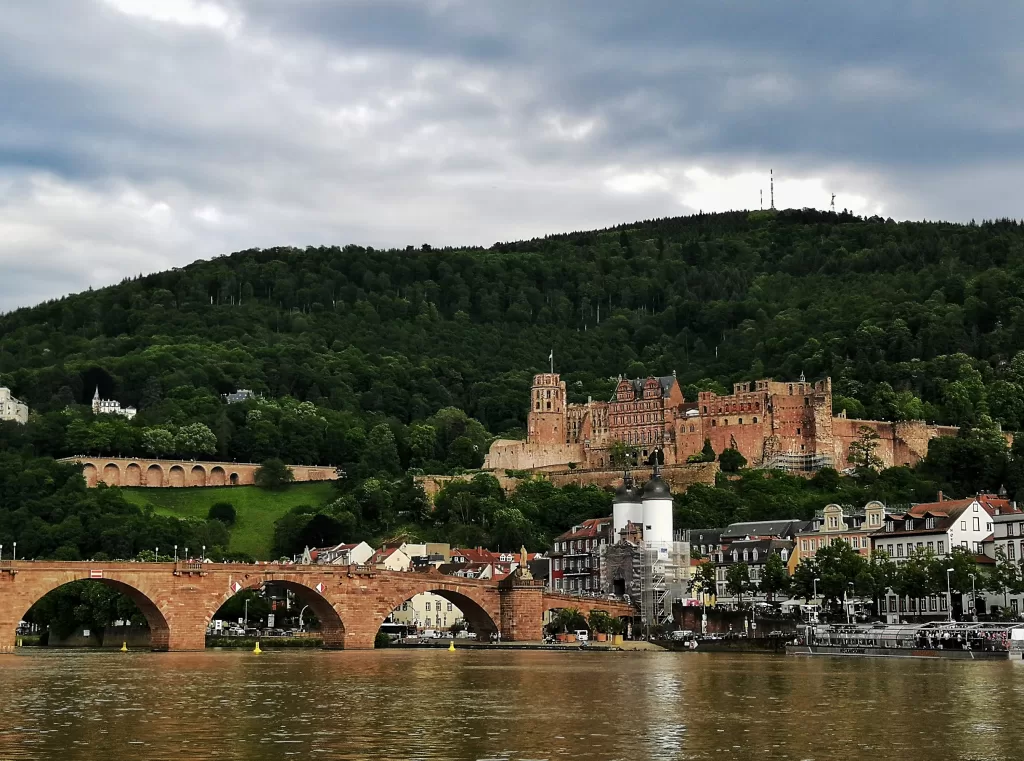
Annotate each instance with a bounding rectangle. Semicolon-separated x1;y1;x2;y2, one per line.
3;209;1024;562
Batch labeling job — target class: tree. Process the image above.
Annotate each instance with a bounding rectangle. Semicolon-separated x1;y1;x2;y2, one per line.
255;458;294;490
142;427;175;457
550;607;587;634
691;561;717;600
208;502;237;526
173;423;218;459
725;563;751;606
718;447;747;472
814;540;869;615
847;425;882;470
988;547;1024;610
862;549;897;616
361;424;401;477
893;547;940;617
701;438;716;463
790;557;820;602
587;610;614;635
758;553;790;603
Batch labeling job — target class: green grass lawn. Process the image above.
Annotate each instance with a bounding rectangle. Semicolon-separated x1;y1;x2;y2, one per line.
122;482;337;559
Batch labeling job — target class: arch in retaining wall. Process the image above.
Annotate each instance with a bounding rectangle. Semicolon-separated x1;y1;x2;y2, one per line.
189;465;207;487
124;463;142;487
102;462;121;486
209;466;226;487
146;464;164;487
168;465;185;488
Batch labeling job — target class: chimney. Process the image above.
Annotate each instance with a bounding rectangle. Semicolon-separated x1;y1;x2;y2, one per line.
937;490;943;502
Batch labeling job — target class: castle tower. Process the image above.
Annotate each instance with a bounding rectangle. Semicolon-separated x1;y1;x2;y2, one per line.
92;387;101;415
527;373;567;445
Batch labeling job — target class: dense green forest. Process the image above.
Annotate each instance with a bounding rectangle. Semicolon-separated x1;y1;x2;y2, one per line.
3;208;1024;565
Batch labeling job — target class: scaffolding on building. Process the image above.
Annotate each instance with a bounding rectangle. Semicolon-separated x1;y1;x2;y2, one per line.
763;451;834;473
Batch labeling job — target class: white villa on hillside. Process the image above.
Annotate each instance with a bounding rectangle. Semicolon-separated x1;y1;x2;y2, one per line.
0;387;28;424
92;388;137;420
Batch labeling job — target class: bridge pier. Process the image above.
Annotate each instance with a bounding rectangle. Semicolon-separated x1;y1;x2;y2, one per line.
499;576;546;642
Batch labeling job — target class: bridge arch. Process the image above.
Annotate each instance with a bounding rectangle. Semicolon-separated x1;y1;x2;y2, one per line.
146;463;164;487
5;575;172;651
375;576;500;641
209;466;226;487
203;575;347;649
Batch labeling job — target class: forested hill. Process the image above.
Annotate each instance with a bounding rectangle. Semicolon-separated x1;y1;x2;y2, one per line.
3;208;1024;473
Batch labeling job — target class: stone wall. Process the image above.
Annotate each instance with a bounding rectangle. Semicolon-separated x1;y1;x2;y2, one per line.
483;439;587;471
831;419;959;469
60;457;340;488
415;462;718;502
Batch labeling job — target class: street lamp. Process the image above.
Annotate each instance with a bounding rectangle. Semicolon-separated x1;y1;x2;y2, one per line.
969;573;977;620
847;582;855;624
1;544;3;561
946;568;954;622
202;545;206;562
12;542;16;562
174;545;178;563
155;547;159;563
244;598;249;629
298;605;309;632
184;547;189;561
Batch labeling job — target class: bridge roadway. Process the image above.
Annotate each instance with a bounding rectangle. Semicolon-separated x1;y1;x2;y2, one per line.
0;560;633;653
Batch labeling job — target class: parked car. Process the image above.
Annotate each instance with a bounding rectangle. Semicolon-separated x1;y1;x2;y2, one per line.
768;630;786;638
575;630;589;642
670;629;695;641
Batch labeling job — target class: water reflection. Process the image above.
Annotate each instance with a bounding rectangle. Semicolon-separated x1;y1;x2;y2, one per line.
1;650;1024;760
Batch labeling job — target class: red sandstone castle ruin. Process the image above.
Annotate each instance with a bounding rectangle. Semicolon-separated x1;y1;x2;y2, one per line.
484;373;959;473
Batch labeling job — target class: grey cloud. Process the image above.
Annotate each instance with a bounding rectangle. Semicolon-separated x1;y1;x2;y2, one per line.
0;0;1022;311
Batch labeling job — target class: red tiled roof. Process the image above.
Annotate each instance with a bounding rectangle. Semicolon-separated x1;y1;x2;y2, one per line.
556;517;612;541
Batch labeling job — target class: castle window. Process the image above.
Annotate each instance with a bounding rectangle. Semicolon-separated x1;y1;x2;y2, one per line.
546;402;551;410
711;420;717;427
546;390;551;399
689;425;694;433
753;417;758;423
796;428;801;435
724;419;728;426
788;385;793;394
703;406;707;413
536;402;540;410
739;418;743;424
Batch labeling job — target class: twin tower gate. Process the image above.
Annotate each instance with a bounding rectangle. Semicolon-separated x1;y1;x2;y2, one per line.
0;561;633;652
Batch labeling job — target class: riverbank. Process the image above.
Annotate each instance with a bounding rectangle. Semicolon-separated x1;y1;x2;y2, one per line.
395;639;664;652
659;638;787;654
206;636;323;649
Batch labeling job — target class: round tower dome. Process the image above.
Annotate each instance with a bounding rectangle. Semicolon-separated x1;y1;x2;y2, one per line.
641;472;673;545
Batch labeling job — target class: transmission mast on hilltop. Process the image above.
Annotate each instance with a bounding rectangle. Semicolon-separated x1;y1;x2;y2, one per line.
770;169;775;210
830;193;836;213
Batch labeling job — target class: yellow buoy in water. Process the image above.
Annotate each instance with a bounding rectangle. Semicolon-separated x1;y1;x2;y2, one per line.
120;642;128;652
448;640;455;652
253;641;262;654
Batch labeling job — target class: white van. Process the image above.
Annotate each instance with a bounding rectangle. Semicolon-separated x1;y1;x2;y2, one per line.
575;630;589;642
421;629;437;639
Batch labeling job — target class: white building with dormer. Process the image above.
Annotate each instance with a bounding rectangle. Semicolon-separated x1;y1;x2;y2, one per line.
92;388;137;420
0;387;29;424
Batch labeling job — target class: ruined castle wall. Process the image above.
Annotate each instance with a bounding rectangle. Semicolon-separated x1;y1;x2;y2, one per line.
832;419;898;468
482;440;587;471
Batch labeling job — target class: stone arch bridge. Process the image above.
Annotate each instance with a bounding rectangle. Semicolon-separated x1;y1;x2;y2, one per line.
0;561;633;653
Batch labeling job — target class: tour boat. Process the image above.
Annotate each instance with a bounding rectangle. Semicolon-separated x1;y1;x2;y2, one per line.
786;621;1024;660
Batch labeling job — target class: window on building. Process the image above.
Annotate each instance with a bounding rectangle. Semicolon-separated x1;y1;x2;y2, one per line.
975;543;983;554
742;550;748;561
796;427;801;435
1019;540;1024;559
925;517;935;530
1009;523;1017;538
929;597;937;612
889;595;898;612
937;541;945;555
732;550;738;561
1013;599;1021;614
940;596;948;612
961;541;968;549
781;549;788;562
752;549;759;562
739;418;743;424
802;540;809;551
973;517;980;531
886;520;894;532
880;598;887;613
897;545;904;557
887;544;894;556
402;602;408;611
961;521;967;531
1010;544;1017;561
927;541;934;552
425;602;431;611
753;417;758;423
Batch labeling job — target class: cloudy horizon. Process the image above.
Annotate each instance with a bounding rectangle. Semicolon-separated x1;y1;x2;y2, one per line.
1;0;1022;312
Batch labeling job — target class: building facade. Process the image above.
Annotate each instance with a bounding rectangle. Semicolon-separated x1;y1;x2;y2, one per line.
92;388;137;420
486;372;959;474
550;518;612;593
0;387;28;424
794;501;889;565
993;508;1024;616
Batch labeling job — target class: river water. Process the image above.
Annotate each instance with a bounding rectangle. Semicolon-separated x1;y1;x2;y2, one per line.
2;649;1023;760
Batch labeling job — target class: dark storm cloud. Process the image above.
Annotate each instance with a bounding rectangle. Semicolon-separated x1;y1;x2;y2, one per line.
0;0;1022;311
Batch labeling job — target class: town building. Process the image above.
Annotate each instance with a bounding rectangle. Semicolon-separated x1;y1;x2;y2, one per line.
370;546;412;572
550;518;612;593
92;388;137;420
0;387;28;424
304;541;374;566
793;502;890;565
713;538;795;604
870;495;1010;621
223;389;259;404
992;501;1024;616
485;372;959;474
389;593;464;632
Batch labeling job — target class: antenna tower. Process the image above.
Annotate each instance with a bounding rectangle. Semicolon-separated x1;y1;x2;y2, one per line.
770;169;775;210
760;189;763;210
830;193;836;213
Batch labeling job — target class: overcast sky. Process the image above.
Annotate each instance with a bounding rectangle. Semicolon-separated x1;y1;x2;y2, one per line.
1;1;1022;312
